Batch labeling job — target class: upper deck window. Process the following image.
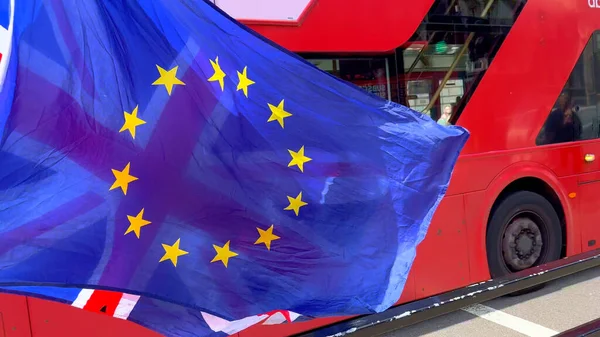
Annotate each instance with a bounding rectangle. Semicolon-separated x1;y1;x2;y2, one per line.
536;32;600;146
302;0;526;124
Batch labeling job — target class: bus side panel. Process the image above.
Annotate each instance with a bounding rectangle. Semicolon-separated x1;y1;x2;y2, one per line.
0;294;31;337
411;194;469;299
26;297;160;337
463;190;491;284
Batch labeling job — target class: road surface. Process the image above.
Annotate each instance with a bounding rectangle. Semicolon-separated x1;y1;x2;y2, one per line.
383;266;600;337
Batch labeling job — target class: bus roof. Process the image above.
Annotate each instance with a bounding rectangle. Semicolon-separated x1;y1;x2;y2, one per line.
226;0;435;53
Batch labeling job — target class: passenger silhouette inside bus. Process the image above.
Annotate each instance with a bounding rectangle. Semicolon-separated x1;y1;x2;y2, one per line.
437;105;452;126
538;92;582;145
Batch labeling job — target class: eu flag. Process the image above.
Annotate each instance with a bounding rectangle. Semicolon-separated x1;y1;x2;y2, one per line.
0;0;469;328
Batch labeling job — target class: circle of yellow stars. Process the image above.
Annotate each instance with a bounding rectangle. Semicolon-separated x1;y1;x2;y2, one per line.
108;56;313;269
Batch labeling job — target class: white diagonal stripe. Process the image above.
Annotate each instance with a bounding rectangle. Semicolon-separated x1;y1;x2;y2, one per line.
0;0;15;88
72;289;94;309
113;293;141;320
463;304;558;337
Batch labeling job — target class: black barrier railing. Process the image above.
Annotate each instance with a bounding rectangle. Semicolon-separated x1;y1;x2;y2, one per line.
293;248;600;337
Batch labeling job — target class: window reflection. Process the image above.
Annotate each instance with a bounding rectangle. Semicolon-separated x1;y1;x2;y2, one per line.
537;33;600;145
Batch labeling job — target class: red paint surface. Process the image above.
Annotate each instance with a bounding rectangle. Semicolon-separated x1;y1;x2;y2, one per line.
25;297;161;337
0;294;30;337
3;0;600;336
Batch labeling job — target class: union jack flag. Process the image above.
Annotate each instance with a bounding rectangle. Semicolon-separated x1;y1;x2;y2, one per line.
2;286;302;335
70;289;302;334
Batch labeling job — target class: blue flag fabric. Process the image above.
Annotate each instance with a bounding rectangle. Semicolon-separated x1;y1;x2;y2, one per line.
0;0;469;327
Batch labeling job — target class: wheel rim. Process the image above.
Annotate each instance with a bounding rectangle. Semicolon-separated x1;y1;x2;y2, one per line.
501;211;545;272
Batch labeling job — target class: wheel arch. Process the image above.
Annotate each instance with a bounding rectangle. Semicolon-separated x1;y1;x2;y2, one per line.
470;161;577;278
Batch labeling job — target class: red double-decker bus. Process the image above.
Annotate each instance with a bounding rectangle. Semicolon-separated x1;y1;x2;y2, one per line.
3;0;600;336
237;0;600;335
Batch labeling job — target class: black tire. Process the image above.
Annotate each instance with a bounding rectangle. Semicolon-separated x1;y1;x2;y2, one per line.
486;191;563;295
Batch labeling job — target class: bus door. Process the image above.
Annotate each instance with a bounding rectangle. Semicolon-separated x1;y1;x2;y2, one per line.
573;33;600;253
578;127;600;253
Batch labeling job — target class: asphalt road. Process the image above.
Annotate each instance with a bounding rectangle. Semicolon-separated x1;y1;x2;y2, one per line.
382;266;600;337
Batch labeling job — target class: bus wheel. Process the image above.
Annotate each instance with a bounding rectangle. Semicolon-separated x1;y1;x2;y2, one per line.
486;191;562;295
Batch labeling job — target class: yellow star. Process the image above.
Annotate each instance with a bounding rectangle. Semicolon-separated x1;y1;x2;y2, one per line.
211;240;238;268
159;238;189;267
152;65;185;96
208;56;226;91
288;146;312;172
119;105;146;139
284;192;308;216
267;99;292;128
124;208;151;239
109;162;138;195
236;66;255;97
254;225;280;250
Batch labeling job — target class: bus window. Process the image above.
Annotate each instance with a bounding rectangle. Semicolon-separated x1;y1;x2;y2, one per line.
536;32;600;146
399;0;527;123
302;0;527;124
307;56;399;102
